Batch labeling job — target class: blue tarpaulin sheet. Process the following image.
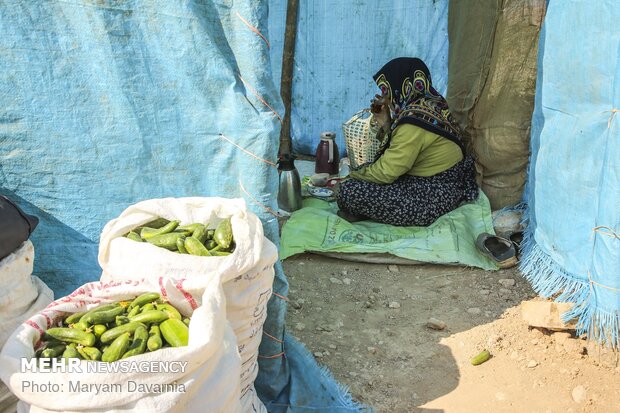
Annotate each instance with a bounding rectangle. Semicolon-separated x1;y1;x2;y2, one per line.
268;0;450;157
0;1;367;411
520;0;620;348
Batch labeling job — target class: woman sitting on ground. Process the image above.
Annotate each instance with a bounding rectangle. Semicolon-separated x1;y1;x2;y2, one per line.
337;57;478;227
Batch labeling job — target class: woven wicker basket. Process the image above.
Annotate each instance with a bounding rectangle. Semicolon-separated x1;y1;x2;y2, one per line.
342;109;387;170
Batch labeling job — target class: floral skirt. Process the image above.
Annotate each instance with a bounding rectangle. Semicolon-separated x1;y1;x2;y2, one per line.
336;156;478;227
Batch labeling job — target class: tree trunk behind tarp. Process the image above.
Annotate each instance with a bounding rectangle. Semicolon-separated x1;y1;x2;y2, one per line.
447;0;546;210
278;0;299;157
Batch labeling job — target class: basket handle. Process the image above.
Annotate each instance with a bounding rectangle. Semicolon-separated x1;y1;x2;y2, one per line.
348;108;371;123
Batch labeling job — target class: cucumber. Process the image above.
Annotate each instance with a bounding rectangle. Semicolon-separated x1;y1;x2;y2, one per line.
139;227;161;239
125;231;143;242
40;335;63;346
127;305;141;318
41;344;66;358
214;218;233;249
140;303;155;313
92;324;107;338
184;237;212;256
147;325;163;352
75;303;121;327
81;305;126;324
160;319;189;347
145;233;184;251
71;320;91;331
115;315;130;326
191;224;208;244
122;326;148;359
140;220;180;240
64;311;87;325
129;310;169;324
210;244;234;254
62;344;81;359
471;350;491;366
87;303;121;314
134;218;170;232
176;237;188;253
83;347;102;361
76;346;89;360
156;303;182;320
100;322;147;344
211;251;232;257
102;333;131;362
129;293;161;310
45;328;96;347
177;223;201;233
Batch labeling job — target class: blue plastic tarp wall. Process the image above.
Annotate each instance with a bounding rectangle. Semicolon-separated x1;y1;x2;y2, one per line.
520;0;620;348
0;1;367;411
0;0;282;296
268;0;450;157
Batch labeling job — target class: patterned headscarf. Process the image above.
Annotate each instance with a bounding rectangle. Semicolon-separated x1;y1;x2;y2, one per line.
373;57;465;154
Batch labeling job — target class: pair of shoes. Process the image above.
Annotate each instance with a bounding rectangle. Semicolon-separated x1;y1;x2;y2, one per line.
475;233;518;269
336;210;369;223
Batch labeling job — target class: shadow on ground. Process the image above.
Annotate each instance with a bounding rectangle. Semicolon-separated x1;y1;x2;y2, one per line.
282;253;532;412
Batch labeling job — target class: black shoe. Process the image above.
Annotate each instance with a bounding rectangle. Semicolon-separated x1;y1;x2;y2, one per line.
475;233;518;269
504;230;524;257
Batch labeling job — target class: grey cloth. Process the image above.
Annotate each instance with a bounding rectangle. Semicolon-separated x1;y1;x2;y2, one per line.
0;196;39;260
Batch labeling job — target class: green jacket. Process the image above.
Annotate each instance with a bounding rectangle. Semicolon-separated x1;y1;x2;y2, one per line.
350;123;463;184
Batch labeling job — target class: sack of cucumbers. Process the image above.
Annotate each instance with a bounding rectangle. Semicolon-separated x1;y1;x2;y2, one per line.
97;198;277;412
1;278;244;412
125;217;235;256
35;293;189;362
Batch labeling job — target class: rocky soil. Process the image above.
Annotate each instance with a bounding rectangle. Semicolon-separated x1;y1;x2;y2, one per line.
283;253;620;413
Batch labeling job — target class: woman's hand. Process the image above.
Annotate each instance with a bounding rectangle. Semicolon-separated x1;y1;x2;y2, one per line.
370;94;391;127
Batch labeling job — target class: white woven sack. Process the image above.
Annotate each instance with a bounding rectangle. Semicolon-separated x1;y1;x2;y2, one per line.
0;241;53;413
223;239;276;413
98;197;277;412
0;277;242;413
0;241;53;348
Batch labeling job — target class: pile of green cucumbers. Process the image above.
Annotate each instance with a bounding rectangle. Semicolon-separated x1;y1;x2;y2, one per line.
37;293;189;362
125;217;234;256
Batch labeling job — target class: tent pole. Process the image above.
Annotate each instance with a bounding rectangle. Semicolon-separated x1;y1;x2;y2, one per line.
278;0;299;158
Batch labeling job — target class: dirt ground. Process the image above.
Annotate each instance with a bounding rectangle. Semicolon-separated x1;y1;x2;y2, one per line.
282;253;620;413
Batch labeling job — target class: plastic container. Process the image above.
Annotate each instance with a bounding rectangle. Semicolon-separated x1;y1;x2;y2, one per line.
315;131;340;175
